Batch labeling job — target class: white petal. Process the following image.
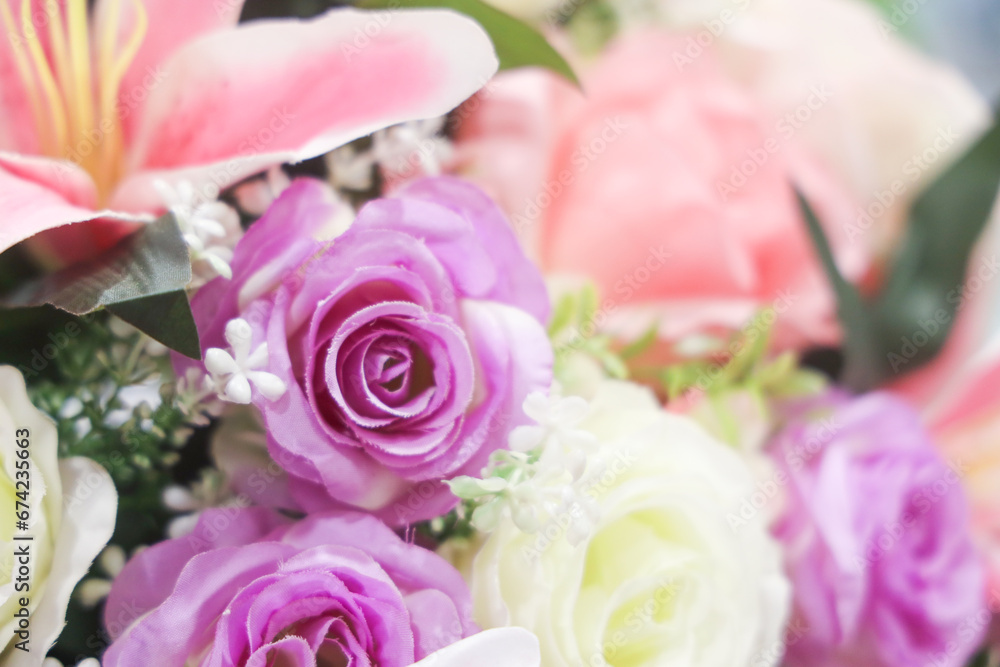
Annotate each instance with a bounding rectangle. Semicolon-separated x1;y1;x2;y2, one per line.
551;396;590;425
12;459;117;667
521;391;551;422
508;425;545;452
204;348;239;377
224;375;253;404
162;486;199;511
411;628;540;667
203;252;233;280
245;342;270;370
224;318;254;359
248;371;287;401
98;544;127;577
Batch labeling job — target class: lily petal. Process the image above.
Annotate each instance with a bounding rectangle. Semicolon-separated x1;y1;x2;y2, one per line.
0;157;138;257
93;0;246;145
111;7;498;212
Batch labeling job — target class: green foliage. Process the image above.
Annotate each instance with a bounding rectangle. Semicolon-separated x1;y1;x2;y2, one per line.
0;214;201;359
357;0;580;87
548;283;631;380
27;314;195;527
799;113;1000;390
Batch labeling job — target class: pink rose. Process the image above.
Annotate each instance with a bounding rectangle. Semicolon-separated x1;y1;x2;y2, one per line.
454;30;865;351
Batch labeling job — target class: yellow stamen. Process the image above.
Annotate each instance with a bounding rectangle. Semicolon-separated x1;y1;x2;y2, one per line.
20;0;68;155
46;0;73;123
95;0;147;198
66;0;95;156
2;0;147;204
0;1;48;152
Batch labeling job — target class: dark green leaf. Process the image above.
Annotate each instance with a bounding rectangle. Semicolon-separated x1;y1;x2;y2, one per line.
0;213;200;358
796;191;882;390
108;290;202;359
356;0;580;87
871;114;1000;374
799;112;1000;390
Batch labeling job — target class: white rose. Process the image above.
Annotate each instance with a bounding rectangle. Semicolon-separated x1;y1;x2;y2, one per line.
468;380;790;667
0;366;117;665
413;627;541;666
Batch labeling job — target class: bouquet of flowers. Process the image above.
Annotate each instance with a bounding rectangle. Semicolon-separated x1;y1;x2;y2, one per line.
1;0;1000;665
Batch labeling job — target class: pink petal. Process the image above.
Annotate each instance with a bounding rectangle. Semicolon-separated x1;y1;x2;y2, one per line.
92;0;246;146
0;0;64;154
111;7;498;212
0;155;138;257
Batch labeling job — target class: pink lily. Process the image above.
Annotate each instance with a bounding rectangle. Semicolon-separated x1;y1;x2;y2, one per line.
889;226;1000;599
0;0;498;264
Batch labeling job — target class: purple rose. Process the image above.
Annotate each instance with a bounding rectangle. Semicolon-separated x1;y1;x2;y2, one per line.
103;508;477;666
182;177;552;523
768;391;986;667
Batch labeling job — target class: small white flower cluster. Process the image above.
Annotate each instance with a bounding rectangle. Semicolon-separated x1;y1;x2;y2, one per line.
162;468;234;538
155;179;243;286
327;117;453;191
448;391;602;546
203;319;287;405
76;545;127;608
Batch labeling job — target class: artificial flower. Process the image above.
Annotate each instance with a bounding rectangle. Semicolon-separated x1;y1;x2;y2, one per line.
412;627;541;666
466;379;790;667
604;0;989;259
103;507;478;666
768;390;986;667
888;222;1000;598
0;366;117;665
0;0;499;265
455;30;865;351
178;176;552;524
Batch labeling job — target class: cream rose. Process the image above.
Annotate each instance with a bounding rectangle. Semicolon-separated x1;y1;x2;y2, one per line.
0;366;117;665
468;380;790;667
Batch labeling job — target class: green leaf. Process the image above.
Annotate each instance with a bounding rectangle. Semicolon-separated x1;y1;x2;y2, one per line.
871;115;1000;375
796;191;882;389
0;213;200;358
108;290;201;359
798;112;1000;390
356;0;580;87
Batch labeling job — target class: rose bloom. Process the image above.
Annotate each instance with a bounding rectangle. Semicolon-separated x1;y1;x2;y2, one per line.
0;366;116;665
103;507;482;666
768;391;986;667
468;380;790;667
455;30;865;351
182;177;552;524
608;0;990;258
